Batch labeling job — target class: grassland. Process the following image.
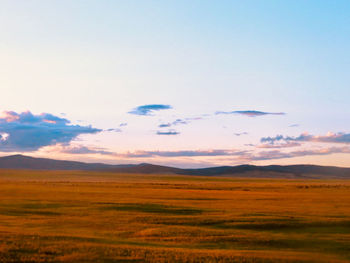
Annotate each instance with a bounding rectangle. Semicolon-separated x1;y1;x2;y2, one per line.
0;170;350;262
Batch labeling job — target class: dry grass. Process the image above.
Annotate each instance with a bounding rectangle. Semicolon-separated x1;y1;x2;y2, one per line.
0;169;350;262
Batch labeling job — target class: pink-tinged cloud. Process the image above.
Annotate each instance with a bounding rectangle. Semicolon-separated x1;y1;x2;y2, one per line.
257;142;301;149
0;111;70;125
114;146;350;162
53;142;350;165
114;147;349;162
0;111;20;122
250;146;350;161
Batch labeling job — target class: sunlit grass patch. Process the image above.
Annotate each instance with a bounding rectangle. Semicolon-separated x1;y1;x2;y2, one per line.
1;171;350;262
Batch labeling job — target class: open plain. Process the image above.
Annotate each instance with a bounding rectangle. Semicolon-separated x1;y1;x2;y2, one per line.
0;170;350;262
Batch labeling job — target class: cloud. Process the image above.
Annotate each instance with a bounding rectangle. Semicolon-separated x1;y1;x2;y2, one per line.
172;119;188;125
158;118;189;128
69;145;349;161
120;145;350;161
186;116;205;121
0;111;102;152
257;142;301;148
158;116;205;129
156;130;180;135
289;124;299;127
129;104;172;116
61;145;113;155
216;110;285;117
250;146;350;161
158;123;172;128
261;132;350;145
62;147;247;159
120;149;247;158
105;128;122;132
234;132;248;136
261;134;285;144
105;123;127;132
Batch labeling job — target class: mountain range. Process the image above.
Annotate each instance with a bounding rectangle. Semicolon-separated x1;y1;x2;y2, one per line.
0;154;349;179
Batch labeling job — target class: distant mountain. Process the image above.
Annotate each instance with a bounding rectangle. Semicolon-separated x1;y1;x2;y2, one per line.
0;154;350;179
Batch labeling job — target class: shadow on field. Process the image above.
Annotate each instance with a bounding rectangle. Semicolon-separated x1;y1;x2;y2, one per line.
99;203;204;215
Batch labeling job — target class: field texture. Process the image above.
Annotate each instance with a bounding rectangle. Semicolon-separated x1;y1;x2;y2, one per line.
0;170;350;262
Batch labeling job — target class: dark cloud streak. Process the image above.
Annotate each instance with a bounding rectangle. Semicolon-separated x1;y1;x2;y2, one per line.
216;110;285;117
156;130;180;135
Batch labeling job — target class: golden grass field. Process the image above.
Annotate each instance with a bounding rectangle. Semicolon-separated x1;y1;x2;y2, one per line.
0;170;350;262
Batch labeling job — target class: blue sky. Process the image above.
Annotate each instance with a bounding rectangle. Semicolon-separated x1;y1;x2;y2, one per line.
0;1;349;167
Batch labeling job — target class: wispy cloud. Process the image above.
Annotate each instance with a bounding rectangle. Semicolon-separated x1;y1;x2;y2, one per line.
115;145;349;162
234;132;249;136
250;146;350;161
289;124;299;128
129;104;172;116
159;118;188;128
105;128;122;132
172;119;188;125
105;123;127;132
216;110;285;117
156;130;180;135
0;111;101;152
55;142;350;163
61;145;113;155
158;117;203;129
261;132;350;145
120;149;247;158
257;142;301;149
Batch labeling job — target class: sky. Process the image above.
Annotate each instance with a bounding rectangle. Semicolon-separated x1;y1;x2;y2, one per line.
0;0;349;168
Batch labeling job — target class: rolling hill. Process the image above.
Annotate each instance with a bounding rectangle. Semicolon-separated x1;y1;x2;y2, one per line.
0;154;349;179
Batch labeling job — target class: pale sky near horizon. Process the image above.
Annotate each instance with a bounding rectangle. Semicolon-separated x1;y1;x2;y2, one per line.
0;0;349;168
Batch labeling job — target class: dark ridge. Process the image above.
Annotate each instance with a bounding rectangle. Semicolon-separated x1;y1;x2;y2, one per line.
0;154;135;170
0;154;349;179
